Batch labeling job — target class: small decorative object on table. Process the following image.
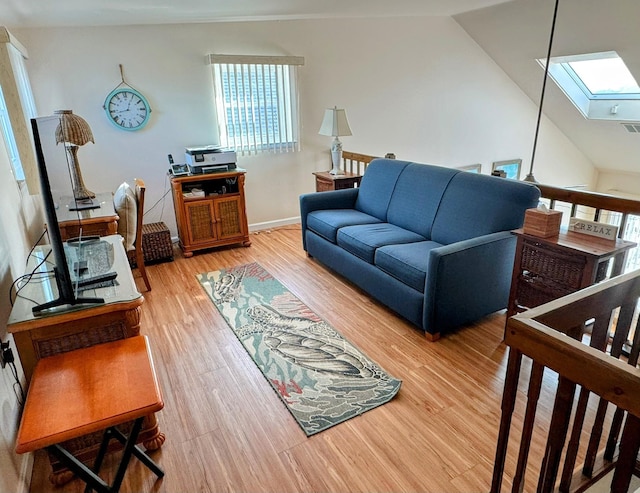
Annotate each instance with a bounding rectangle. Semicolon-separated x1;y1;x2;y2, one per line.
569;218;619;241
523;205;562;238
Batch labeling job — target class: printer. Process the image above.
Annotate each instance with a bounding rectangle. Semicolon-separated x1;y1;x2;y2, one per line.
185;146;237;174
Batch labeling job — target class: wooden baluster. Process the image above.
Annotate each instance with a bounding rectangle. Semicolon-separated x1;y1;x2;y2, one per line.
491;348;523;493
604;302;639;461
570;203;577;217
582;311;619;476
538;376;576;493
513;361;544;493
611;413;640;493
594;208;601;221
618;213;628;239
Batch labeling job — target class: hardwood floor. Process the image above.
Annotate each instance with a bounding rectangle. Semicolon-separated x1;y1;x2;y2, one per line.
27;226;605;492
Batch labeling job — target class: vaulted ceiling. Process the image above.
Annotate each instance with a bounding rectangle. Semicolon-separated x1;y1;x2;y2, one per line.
2;0;636;174
455;0;640;174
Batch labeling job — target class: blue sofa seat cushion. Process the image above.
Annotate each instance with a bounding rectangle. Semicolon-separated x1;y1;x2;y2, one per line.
307;209;382;244
375;241;443;293
337;223;427;264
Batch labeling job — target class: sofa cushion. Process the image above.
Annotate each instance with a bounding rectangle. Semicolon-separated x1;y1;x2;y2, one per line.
387;163;459;238
354;159;410;221
430;172;541;245
375;241;443;293
113;182;137;251
306;209;382;244
337;223;426;264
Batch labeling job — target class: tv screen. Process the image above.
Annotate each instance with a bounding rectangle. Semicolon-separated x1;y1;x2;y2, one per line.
30;114;108;314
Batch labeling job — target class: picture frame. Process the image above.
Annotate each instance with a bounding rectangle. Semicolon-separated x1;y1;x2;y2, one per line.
492;159;522;180
457;163;481;173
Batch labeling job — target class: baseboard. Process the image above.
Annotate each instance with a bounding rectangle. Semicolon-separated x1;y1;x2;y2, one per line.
249;216;300;232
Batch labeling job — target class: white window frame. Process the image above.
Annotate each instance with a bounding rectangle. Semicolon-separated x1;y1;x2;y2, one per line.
207;54;304;155
539;51;640;122
0;28;38;191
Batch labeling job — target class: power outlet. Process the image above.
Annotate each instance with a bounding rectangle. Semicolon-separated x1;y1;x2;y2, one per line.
0;341;12;369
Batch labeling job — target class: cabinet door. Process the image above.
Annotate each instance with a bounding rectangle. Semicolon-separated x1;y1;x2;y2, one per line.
214;196;247;241
185;200;217;245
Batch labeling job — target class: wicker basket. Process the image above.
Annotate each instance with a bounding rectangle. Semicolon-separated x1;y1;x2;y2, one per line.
128;222;174;268
520;240;585;289
515;273;574;310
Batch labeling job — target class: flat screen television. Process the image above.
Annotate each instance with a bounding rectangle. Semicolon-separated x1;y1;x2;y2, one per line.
30;114;106;314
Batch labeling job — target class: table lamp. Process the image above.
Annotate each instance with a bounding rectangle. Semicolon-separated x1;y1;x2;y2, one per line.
54;109;95;200
318;106;352;175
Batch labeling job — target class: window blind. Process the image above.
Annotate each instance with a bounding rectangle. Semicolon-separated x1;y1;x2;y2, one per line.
208;54;304;155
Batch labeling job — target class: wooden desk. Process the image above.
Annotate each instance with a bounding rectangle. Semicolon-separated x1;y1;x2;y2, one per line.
57;192;119;241
313;171;362;192
16;336;164;492
7;235;165;484
506;228;636;320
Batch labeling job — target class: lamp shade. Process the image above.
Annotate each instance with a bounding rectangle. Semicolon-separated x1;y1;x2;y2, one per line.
54;110;94;146
318;107;352;137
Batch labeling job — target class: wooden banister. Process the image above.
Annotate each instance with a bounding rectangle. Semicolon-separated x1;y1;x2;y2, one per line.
341;151;394;175
492;270;640;493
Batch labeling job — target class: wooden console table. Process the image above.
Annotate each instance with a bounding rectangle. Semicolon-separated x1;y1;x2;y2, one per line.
56;192;119;241
506;228;636;321
7;235;165;485
313;170;362;192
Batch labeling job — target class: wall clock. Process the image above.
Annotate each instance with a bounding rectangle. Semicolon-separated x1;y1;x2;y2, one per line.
103;65;152;131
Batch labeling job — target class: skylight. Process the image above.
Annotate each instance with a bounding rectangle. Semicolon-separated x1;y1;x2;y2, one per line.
539;51;640;121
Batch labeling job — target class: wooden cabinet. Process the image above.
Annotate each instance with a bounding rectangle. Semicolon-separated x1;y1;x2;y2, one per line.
170;170;251;257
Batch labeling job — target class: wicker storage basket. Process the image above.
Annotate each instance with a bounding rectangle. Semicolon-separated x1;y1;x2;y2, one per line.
520;240;585;289
128;222;174;268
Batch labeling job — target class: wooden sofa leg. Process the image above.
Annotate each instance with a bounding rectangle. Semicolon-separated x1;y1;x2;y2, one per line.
424;332;440;342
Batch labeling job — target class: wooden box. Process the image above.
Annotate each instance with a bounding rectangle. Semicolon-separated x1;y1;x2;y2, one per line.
523;208;562;238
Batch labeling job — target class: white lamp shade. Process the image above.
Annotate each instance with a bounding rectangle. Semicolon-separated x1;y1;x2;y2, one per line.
318;107;352;137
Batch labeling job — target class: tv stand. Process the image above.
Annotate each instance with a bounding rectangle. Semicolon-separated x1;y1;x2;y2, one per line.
170;169;251;257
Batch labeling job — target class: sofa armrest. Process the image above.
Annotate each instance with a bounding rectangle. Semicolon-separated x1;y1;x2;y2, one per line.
423;231;516;336
299;188;359;236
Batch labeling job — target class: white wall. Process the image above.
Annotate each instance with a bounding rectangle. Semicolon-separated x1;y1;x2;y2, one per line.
0;15;600;492
0;133;38;493
596;169;640;198
14;16;596;239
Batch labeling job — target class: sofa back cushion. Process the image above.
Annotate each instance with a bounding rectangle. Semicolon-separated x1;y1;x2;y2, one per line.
430;172;541;245
355;159;410;221
387;163;459;238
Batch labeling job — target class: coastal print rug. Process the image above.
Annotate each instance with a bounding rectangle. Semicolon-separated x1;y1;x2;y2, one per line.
197;262;402;436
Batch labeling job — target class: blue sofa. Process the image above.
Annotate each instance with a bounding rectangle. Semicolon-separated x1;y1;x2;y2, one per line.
300;158;541;340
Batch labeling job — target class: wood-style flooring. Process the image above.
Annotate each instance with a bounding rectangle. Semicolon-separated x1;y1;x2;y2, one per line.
28;225;602;492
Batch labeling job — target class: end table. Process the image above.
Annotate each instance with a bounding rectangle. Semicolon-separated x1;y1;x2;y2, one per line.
313;171;362;192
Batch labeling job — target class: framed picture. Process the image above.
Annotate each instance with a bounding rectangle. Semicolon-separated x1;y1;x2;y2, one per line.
457;163;481;173
492;159;522;180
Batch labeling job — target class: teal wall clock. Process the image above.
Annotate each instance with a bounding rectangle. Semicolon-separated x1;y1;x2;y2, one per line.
103;65;152;131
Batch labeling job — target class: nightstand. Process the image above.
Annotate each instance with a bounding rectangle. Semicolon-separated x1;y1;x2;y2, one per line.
313;171;362;192
506;228;636;321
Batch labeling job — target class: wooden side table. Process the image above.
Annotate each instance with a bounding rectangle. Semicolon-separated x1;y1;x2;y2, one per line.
57;192;119;241
506;228;636;320
313;171;362;192
16;336;164;493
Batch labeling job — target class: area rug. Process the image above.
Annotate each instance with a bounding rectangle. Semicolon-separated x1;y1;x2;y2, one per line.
197;262;402;436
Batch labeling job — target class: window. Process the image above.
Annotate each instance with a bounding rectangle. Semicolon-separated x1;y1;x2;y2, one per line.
540;51;640;121
208;54;304;155
0;85;23;180
0;29;37;189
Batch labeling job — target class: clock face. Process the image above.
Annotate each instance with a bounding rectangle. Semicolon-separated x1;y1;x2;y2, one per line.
104;87;151;131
